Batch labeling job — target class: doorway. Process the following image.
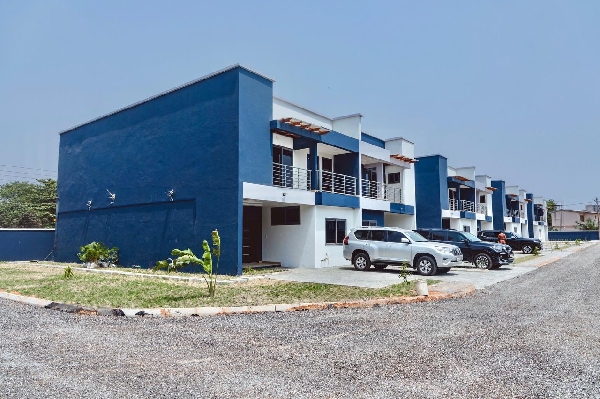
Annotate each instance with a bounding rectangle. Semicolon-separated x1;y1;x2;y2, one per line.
242;206;262;263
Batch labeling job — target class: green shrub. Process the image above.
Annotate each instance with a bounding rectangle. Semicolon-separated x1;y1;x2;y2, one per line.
63;265;74;279
77;241;119;265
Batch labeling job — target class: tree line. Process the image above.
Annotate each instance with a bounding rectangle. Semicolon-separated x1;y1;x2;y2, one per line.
0;179;57;228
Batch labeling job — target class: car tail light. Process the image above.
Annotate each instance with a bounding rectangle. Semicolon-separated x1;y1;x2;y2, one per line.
343;236;349;245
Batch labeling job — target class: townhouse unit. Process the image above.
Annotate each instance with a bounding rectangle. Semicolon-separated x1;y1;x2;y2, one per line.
528;195;548;240
414;155;492;233
55;64;416;275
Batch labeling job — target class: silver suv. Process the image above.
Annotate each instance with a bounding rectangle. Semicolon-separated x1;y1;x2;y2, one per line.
343;227;463;276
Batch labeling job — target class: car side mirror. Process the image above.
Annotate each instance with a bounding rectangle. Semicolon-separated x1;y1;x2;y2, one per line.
400;238;410;244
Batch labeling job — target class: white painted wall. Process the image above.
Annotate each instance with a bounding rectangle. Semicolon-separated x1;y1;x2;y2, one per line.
243;182;315;206
384;138;416;208
332;114;362;140
314;206;361;267
262;205;316;268
384;213;415;229
359;141;390;163
475;175;494;218
455;167;475;180
273;97;332;129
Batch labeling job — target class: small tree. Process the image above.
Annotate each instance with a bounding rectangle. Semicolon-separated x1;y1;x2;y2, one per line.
154;229;222;298
575;217;598;231
546;199;557;228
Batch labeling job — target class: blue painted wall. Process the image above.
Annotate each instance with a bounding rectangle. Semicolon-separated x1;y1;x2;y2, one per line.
415;155;448;228
526;193;534;237
491;180;507;230
362;210;384;226
548;231;599;241
56;66;273;275
315;192;360;208
361;133;385;149
0;229;55;261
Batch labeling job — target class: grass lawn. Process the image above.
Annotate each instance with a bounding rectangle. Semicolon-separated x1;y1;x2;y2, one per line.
0;263;419;309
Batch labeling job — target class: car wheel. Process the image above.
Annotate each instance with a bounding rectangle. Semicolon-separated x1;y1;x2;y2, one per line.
416;255;437;276
438;267;450;274
353;252;371;271
373;264;387;270
474;253;493;269
522;244;533;254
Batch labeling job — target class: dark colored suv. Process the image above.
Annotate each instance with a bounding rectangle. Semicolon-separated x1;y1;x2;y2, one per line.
415;228;514;269
478;230;543;254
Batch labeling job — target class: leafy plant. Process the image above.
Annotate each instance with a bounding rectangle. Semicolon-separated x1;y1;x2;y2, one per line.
77;241;119;265
154;229;221;298
63;265;74;279
398;261;410;285
575;238;581;246
532;246;540;256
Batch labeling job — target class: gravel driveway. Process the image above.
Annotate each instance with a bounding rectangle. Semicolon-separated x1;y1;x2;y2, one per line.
1;245;599;398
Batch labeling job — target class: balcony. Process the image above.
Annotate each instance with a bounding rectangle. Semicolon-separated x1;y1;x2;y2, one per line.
460;200;475;213
361;180;402;203
272;163;311;190
476;203;487;214
449;198;459;211
319;170;356;196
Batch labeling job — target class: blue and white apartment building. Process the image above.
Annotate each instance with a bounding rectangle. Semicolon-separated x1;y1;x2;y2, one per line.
414;155;494;233
55;64;416;275
54;64;547;275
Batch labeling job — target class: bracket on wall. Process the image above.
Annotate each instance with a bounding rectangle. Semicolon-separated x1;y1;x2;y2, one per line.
87;200;93;210
166;189;175;202
106;189;116;205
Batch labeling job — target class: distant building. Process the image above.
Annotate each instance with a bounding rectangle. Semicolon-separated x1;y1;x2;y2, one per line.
550;208;599;231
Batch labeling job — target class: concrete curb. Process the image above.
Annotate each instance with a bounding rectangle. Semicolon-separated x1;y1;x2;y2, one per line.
0;284;476;318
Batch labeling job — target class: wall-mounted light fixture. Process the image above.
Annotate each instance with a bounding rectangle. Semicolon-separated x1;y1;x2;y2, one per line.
166;189;175;202
106;189;116;205
87;200;93;210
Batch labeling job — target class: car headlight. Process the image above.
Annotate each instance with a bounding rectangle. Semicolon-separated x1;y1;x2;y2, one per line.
493;244;504;252
434;246;451;254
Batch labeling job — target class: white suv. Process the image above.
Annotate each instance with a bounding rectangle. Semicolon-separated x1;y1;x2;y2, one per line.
343;227;463;276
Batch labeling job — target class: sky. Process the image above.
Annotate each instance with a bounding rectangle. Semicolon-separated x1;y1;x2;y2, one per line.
1;0;599;209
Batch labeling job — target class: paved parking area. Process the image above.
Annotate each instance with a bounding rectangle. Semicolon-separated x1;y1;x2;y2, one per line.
268;242;596;289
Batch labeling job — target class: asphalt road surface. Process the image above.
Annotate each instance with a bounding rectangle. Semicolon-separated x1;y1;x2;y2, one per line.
1;245;599;398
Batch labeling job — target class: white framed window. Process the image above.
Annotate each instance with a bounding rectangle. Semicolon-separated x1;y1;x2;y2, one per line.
362;220;377;227
325;219;346;244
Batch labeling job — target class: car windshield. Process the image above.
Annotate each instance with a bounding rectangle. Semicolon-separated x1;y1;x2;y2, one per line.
404;231;428;242
462;232;482;242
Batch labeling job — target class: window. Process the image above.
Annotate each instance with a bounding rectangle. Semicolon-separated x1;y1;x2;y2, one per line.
446;231;463;242
580;214;585;222
370;229;386;241
463;226;470;233
430;231;446;241
386;231;407;243
353;230;368;240
362;220;377;227
388;172;401;184
479;195;486;204
271;206;301;226
325;219;346;244
513;227;518;233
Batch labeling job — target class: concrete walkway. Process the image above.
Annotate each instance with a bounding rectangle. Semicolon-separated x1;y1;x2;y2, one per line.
268;241;597;289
